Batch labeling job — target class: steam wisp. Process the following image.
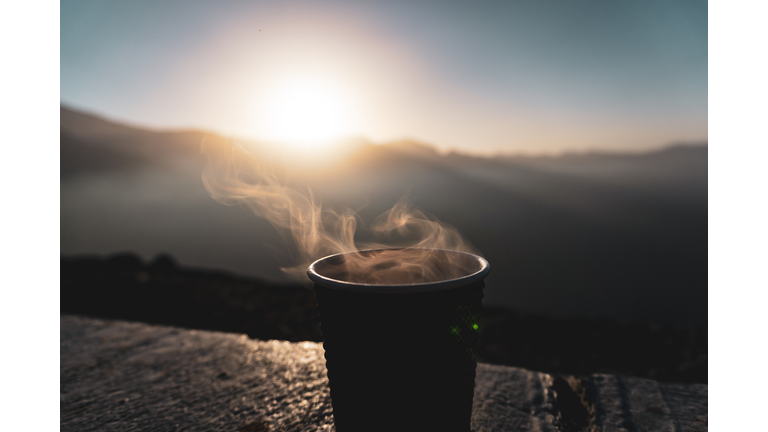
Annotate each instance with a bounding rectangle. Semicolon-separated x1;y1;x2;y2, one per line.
201;139;479;284
313;249;482;285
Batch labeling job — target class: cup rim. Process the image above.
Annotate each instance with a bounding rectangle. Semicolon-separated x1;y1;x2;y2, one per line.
307;248;490;293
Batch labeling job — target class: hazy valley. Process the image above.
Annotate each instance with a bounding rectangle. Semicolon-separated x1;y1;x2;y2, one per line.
60;106;707;325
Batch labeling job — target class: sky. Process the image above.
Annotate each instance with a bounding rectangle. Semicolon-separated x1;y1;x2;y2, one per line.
61;0;707;155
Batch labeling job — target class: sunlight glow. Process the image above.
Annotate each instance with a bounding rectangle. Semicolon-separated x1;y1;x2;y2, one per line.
260;77;355;148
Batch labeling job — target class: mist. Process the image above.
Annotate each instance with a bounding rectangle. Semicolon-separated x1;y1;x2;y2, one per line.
60;106;707;325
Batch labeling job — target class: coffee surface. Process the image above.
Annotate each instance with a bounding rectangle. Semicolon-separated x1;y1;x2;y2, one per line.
313;249;482;285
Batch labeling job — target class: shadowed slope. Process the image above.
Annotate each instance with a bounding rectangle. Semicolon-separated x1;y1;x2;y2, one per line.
60;106;707;324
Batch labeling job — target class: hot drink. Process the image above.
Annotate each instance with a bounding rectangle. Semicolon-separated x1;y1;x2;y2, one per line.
308;248;490;432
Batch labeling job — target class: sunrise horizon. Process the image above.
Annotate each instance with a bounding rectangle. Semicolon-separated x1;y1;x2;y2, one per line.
60;102;707;159
61;0;706;156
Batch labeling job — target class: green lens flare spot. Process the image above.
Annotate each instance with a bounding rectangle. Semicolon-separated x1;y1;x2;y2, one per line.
472;324;479;331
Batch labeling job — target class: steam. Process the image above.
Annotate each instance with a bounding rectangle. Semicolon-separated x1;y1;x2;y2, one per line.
201;138;479;284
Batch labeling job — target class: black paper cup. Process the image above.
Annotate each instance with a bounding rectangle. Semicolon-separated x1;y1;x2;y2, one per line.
308;249;490;432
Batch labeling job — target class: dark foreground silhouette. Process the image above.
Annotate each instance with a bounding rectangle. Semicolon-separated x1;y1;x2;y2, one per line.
61;253;706;384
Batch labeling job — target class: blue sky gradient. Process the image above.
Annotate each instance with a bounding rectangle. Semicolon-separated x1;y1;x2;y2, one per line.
61;0;707;154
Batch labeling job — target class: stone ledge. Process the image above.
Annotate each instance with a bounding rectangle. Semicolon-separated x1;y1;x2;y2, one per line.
61;315;707;431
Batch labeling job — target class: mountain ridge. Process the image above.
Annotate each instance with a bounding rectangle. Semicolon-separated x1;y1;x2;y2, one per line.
60;104;706;165
60;105;707;325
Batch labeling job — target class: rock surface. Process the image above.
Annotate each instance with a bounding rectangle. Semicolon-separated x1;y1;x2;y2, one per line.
61;315;707;431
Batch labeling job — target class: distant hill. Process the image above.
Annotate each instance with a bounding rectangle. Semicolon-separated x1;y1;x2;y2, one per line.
60;105;221;176
60;105;707;325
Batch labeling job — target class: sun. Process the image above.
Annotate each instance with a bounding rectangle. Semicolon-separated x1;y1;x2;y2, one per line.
260;77;354;147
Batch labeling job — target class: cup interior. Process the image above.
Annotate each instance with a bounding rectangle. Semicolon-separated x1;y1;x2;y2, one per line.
308;248;489;293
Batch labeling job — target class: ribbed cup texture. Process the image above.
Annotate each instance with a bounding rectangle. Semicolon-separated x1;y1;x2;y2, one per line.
314;281;484;432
